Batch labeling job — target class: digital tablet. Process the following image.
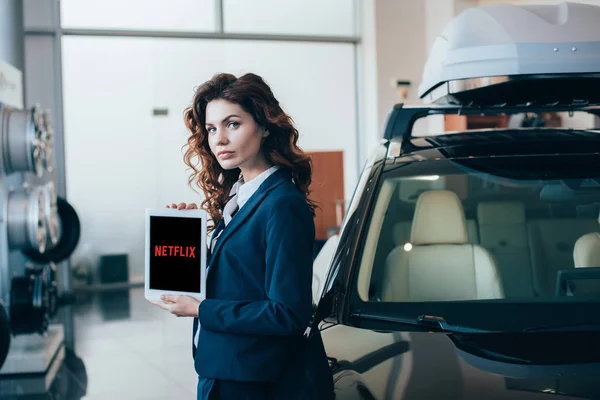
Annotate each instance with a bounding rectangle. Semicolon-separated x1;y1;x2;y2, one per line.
144;207;207;302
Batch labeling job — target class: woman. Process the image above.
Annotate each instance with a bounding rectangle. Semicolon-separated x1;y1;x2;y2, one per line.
151;73;334;400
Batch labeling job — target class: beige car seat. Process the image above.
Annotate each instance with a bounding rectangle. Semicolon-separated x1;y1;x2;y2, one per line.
381;190;504;302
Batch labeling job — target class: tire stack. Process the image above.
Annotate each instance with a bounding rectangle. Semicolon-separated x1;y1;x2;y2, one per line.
0;102;80;370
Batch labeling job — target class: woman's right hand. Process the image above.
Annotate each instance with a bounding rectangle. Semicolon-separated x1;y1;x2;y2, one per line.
166;202;198;210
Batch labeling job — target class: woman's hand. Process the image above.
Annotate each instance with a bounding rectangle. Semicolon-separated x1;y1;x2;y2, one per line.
150;295;201;317
166;202;198;210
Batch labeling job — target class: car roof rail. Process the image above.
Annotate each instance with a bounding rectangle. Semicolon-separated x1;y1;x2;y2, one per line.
382;102;600;142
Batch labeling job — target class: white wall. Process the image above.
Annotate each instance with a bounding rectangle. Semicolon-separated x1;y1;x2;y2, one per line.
222;0;355;36
62;36;357;282
60;0;217;31
356;0;380;164
60;0;360;283
372;0;428;137
60;0;356;35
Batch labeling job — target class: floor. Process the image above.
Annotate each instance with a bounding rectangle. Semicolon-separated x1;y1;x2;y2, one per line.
0;287;199;400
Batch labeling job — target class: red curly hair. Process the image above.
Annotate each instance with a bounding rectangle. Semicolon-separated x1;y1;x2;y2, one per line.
183;73;316;232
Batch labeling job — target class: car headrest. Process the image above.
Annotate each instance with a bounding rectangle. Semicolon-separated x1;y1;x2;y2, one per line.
411;190;468;245
477;201;526;225
574;232;600;267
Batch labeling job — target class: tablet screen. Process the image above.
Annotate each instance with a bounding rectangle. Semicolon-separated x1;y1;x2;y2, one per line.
148;215;202;293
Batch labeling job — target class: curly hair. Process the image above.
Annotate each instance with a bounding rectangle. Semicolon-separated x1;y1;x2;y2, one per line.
183;72;316;232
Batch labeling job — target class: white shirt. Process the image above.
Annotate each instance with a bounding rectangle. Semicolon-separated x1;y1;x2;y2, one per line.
195;165;280;347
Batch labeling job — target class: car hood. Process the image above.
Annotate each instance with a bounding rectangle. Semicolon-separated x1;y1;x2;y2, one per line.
323;326;600;399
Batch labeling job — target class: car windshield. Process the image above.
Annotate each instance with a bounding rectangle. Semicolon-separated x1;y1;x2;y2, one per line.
357;153;600;308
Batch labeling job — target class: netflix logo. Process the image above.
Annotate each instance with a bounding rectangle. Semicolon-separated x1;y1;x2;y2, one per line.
154;245;196;258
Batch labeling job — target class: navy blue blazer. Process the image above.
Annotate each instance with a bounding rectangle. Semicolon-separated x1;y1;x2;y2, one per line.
192;168;315;383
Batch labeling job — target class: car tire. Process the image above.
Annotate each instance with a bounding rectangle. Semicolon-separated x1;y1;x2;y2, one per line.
23;197;80;264
0;303;10;371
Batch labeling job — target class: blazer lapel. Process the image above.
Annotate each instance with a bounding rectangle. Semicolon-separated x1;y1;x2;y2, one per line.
207;169;290;272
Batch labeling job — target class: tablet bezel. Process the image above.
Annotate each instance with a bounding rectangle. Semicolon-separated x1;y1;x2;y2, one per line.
144;207;207;302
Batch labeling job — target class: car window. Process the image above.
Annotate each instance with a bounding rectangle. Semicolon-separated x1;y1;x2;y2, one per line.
357;156;600;304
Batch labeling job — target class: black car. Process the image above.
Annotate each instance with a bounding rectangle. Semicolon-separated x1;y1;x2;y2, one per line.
309;2;600;398
312;102;600;400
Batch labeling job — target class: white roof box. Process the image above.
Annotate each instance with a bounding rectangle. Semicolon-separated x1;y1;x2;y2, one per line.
419;2;600;106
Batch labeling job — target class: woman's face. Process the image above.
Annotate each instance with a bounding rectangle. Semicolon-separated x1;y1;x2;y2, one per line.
205;99;269;172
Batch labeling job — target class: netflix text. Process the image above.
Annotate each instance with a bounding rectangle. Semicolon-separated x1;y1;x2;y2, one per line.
154;245;196;258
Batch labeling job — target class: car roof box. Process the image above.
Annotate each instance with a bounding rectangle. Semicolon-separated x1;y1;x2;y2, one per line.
419;2;600;106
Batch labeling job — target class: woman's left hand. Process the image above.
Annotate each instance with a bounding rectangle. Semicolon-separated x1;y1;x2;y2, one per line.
150;295;201;317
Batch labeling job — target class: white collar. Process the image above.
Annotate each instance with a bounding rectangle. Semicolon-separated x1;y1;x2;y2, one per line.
237;165;280;209
222;165;280;226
